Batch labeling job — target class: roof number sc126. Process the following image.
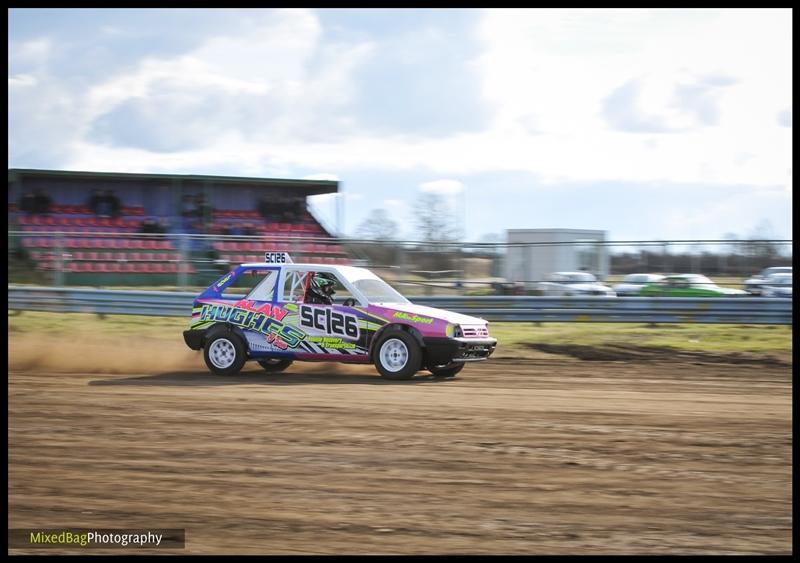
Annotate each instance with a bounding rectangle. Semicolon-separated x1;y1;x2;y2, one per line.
264;252;293;264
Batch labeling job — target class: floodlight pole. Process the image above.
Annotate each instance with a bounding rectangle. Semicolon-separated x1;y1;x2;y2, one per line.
336;186;344;238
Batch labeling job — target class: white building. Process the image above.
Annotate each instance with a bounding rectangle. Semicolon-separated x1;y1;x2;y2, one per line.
504;229;610;289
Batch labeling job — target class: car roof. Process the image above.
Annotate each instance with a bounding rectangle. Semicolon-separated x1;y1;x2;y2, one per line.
239;263;380;280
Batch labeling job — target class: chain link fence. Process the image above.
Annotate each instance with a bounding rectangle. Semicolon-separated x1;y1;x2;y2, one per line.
7;230;793;296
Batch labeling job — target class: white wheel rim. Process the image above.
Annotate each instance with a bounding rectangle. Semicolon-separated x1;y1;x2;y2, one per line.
380;338;409;372
209;338;236;369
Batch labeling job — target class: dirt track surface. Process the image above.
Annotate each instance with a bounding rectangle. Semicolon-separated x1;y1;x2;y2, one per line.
8;355;792;555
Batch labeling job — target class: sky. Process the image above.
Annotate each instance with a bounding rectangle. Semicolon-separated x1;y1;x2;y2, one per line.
8;8;793;242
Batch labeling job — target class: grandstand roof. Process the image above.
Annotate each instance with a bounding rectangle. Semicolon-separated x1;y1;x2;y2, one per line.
8;168;338;196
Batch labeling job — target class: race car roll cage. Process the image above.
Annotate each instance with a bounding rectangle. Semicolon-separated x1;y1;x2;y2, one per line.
201;263;377;308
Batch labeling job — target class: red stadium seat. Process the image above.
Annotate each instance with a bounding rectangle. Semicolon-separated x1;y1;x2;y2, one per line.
107;262;121;272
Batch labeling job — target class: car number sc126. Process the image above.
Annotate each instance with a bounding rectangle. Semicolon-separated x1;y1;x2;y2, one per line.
264;252;293;264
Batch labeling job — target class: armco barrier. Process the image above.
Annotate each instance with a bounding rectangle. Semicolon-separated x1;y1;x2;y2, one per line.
7;286;792;324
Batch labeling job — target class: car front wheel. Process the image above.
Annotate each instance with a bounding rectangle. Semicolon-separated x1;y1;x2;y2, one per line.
204;333;247;376
374;330;422;380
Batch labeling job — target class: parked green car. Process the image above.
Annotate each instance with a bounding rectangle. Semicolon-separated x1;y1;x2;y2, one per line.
639;274;748;297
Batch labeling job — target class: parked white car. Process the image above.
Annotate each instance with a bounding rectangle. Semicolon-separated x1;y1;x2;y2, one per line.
760;273;792;298
612;273;665;297
744;266;792;295
538;272;616;297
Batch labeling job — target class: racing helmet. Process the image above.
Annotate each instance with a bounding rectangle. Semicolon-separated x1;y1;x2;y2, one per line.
309;272;336;301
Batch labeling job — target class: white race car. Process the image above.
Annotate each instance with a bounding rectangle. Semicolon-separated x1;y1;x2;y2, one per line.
612;273;665;297
183;252;497;379
760;272;792;298
538;272;616;297
744;266;792;295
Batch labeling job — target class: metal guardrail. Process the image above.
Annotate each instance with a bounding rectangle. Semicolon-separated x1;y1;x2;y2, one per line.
7;286;793;324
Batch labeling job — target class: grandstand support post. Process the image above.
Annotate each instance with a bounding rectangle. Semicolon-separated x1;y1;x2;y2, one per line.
178;234;188;290
54;234;65;287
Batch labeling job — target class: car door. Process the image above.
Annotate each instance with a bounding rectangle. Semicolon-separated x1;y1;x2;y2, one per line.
194;266;305;358
230;266;306;357
276;267;370;361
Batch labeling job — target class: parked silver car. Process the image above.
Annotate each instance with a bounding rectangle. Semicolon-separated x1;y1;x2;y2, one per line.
538;272;616;297
612;273;665;297
744;266;792;295
760;273;792;298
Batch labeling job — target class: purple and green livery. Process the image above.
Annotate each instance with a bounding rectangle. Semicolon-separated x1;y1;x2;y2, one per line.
183;254;497;379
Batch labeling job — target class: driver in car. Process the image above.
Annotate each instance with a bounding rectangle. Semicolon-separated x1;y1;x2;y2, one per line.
306;272;336;305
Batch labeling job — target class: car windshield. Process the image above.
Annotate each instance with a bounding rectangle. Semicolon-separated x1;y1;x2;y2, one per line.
564;273;596;283
686;275;716;287
353;279;410;304
625;274;661;283
761;267;792;277
767;274;792;285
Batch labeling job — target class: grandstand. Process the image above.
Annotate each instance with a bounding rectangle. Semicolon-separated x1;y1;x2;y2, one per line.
8;169;351;286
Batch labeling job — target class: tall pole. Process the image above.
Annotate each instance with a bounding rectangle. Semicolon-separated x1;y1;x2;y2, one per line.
336;185;344;238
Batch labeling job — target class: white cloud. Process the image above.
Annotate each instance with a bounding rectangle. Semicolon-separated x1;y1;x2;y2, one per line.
9;37;51;69
8;74;37;87
8;8;792;231
302;173;340;181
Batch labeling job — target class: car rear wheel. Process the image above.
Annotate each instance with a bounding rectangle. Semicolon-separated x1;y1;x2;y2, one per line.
428;362;464;378
258;358;293;373
204;333;247;376
374;330;422;380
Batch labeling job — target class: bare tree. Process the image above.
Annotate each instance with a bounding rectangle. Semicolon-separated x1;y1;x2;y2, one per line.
413;193;459;243
356;208;399;241
745;219;780;262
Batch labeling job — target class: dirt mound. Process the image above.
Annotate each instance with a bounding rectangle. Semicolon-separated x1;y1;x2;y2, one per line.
525;343;791;366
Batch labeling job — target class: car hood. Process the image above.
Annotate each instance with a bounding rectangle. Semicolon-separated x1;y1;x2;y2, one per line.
371;302;487;326
566;283;613;292
613;283;641;291
716;287;748;295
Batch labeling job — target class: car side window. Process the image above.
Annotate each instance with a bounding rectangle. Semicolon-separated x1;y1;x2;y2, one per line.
246;270;278;302
283;269;313;302
281;269;356;304
221;269;273;299
328;274;355;304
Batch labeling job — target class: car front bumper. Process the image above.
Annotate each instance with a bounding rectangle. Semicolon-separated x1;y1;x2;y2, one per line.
423;336;497;365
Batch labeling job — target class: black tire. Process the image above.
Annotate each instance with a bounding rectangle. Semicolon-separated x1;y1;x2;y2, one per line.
258;358;293;373
429;363;464;378
204;332;247;376
373;329;422;380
